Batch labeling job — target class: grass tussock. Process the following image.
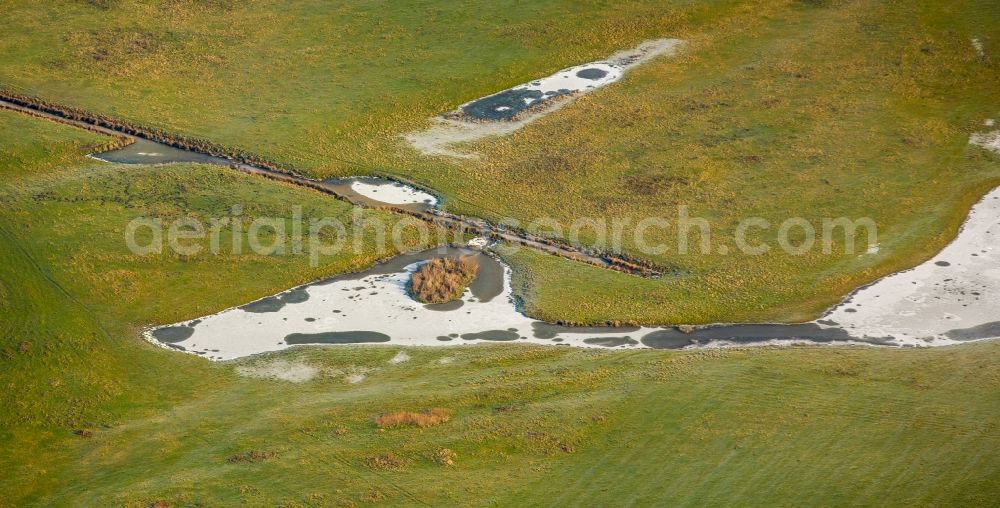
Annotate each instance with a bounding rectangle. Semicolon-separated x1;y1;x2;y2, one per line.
374;408;452;429
431;448;457;466
409;257;478;304
226;450;276;464
364;453;408;472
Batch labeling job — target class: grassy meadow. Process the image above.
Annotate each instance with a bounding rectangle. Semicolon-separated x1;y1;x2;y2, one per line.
443;0;1000;323
2;0;999;323
0;107;436;455
2;1;1000;505
1;99;998;506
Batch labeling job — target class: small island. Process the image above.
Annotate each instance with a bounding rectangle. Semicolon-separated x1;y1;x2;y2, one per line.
409;256;479;304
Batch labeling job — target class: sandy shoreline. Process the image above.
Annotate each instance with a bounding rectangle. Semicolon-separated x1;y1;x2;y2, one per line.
147;184;1000;360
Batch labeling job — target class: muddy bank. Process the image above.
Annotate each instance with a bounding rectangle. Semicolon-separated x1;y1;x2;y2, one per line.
0;92;133;149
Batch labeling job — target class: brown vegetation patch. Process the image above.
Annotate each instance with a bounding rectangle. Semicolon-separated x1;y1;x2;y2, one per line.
409;257;478;304
72;429;94;438
363;453;408;471
431;448;457;466
492;404;519;414
361;489;386;502
227;450;276;464
374;408;452;429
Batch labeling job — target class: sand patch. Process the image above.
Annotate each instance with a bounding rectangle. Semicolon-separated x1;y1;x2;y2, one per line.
234;359;373;383
826;186;1000;343
321;176;438;211
389;351;410;364
404;117;525;158
349;180;437;205
971;37;985;57
148;241;946;360
404;38;685;158
467;236;491;249
970;130;1000;153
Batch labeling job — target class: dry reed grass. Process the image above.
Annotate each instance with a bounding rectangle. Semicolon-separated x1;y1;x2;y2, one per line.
374;408;452;429
409;257;478;304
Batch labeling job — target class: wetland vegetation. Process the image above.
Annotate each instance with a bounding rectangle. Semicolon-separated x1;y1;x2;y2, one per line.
409;256;479;304
3;0;998;323
2;0;999;505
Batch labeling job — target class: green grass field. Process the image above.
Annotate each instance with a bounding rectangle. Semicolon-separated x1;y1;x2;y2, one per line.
3;0;998;323
1;88;998;507
0;108;436;501
10;344;1000;506
2;1;1000;505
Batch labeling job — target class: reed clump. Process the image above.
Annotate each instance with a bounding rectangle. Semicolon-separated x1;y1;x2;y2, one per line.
374;408;452;429
409;256;478;304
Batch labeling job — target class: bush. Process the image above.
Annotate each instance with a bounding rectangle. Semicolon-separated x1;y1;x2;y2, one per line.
409;256;478;304
374;408;452;429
